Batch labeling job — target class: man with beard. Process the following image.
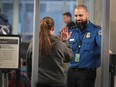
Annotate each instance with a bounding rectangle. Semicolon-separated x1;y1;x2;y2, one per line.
61;5;101;87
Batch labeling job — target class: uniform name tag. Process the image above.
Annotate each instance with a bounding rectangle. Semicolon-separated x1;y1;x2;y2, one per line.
69;39;74;41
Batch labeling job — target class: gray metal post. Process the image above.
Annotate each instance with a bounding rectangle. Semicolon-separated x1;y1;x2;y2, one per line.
62;0;66;27
12;0;19;34
101;0;110;87
89;0;95;23
31;0;40;87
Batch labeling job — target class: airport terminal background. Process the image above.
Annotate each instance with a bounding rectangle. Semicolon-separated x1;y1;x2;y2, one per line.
0;0;116;87
0;0;102;56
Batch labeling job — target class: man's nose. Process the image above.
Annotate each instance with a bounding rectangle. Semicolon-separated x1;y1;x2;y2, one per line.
76;16;81;20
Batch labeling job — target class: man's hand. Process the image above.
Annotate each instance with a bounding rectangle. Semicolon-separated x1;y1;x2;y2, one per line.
109;50;113;54
60;27;72;42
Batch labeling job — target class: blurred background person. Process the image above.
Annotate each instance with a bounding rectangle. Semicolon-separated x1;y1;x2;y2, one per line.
63;12;76;30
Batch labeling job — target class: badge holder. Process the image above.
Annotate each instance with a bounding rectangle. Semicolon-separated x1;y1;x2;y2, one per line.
75;54;80;62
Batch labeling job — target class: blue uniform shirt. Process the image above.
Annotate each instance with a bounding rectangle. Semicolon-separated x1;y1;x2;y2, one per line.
68;21;101;69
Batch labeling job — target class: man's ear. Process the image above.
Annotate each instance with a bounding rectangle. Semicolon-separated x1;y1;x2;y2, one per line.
87;12;89;19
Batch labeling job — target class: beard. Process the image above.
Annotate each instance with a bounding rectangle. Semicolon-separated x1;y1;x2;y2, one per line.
76;20;88;32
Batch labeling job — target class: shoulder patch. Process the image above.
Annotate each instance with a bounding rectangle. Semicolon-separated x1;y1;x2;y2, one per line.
98;29;102;35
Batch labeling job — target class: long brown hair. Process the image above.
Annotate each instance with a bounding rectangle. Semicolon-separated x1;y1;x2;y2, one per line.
39;17;54;56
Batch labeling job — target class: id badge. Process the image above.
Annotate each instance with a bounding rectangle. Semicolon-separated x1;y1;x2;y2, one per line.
75;54;80;62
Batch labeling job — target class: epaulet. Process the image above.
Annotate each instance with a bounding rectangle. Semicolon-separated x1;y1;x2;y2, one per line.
93;25;102;35
93;24;101;29
68;27;76;33
69;26;77;30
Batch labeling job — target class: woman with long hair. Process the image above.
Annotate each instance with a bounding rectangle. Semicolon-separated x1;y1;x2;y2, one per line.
26;17;74;87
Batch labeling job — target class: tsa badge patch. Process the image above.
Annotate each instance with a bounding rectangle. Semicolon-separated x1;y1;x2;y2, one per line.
86;32;91;38
98;30;102;36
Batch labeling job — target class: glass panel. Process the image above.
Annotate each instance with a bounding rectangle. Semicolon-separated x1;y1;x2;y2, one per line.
19;0;34;34
40;0;76;35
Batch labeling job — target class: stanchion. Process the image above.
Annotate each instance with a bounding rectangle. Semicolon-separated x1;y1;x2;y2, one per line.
110;54;116;87
16;69;20;87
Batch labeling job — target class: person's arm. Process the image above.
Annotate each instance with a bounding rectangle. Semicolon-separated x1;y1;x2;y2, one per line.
62;41;74;63
95;29;112;54
96;29;101;48
60;27;74;62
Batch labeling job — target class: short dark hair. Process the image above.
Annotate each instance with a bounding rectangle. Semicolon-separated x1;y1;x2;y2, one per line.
75;5;88;12
63;12;72;17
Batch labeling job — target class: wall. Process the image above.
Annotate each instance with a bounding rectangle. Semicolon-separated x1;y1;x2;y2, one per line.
110;0;116;54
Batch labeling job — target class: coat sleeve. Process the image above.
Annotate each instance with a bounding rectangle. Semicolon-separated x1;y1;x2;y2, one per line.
62;41;74;63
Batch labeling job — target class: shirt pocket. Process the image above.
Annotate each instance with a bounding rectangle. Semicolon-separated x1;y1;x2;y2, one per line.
81;38;94;51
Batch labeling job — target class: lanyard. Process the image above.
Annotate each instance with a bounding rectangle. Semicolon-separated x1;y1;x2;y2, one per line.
77;33;85;53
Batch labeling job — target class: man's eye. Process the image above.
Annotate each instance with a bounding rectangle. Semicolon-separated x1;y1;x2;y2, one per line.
79;14;83;17
74;15;77;17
